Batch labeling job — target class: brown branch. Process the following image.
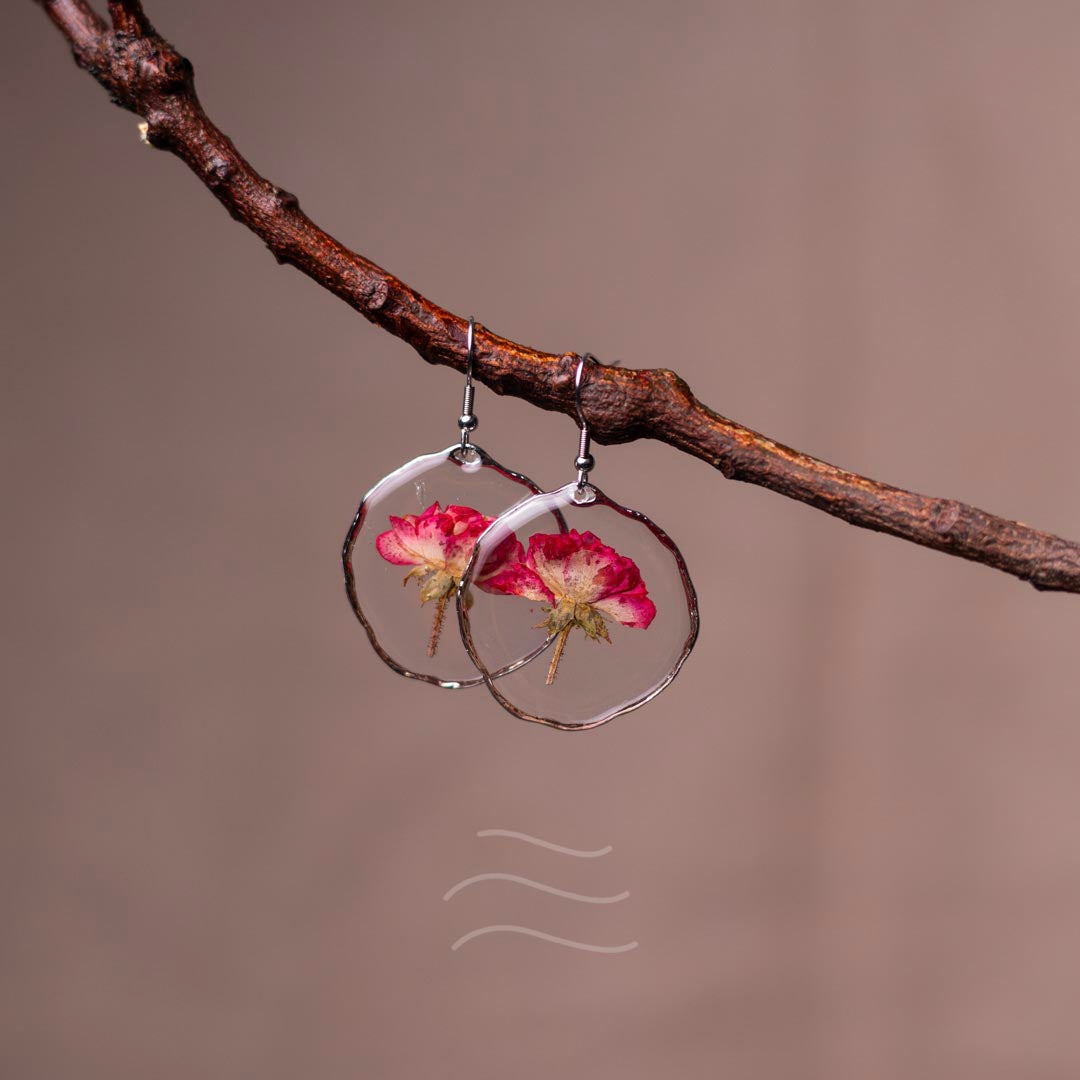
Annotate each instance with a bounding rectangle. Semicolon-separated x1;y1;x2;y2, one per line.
35;0;1080;594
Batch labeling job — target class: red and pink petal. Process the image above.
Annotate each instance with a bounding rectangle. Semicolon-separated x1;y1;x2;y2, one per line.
592;585;657;629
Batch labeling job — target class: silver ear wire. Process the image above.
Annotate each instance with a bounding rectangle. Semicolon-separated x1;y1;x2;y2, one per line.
573;353;597;489
457;317;478;450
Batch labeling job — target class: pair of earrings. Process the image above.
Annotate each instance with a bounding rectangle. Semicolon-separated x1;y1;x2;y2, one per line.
342;319;699;730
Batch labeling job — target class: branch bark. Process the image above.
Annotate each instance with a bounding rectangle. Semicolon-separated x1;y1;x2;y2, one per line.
36;0;1080;594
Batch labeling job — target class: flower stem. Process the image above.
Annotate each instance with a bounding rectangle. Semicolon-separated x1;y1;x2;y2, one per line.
546;624;572;685
428;594;449;657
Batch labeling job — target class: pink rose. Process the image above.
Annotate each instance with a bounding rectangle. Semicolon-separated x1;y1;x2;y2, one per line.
482;528;656;683
375;502;521;656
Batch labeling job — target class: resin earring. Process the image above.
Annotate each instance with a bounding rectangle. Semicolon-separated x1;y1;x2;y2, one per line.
457;353;700;729
342;318;563;688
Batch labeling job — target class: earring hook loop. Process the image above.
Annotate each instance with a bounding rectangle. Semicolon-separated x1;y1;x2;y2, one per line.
457;317;478;452
574;353;597;489
465;317;476;386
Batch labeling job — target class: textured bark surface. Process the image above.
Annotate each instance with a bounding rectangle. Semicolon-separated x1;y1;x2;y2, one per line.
36;0;1080;593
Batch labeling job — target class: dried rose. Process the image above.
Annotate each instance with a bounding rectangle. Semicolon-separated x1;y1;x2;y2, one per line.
482;529;656;683
375;502;521;656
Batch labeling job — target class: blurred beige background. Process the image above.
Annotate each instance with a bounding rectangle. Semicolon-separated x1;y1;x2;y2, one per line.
5;2;1080;1077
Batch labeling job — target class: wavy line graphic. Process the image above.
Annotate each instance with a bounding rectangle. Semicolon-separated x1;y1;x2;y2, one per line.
451;925;639;953
476;829;612;858
443;873;629;904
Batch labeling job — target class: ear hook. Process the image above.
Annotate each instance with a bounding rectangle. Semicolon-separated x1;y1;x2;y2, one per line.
574;353;597;490
458;317;478;451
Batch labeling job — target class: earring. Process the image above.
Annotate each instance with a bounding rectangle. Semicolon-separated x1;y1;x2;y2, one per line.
456;353;700;729
342;318;563;688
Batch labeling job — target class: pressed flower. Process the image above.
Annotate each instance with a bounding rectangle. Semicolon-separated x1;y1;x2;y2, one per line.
376;502;521;656
483;529;656;684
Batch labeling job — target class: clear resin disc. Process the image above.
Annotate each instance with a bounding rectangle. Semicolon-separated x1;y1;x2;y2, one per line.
457;482;699;729
342;444;562;688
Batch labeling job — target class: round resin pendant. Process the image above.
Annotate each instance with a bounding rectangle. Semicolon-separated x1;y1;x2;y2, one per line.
457;482;699;728
343;445;562;688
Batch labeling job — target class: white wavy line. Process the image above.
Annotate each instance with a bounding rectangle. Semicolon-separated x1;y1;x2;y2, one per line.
476;829;612;858
451;925;639;953
443;873;628;904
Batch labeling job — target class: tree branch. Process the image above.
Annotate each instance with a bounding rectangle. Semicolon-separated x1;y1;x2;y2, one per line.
35;0;1080;594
